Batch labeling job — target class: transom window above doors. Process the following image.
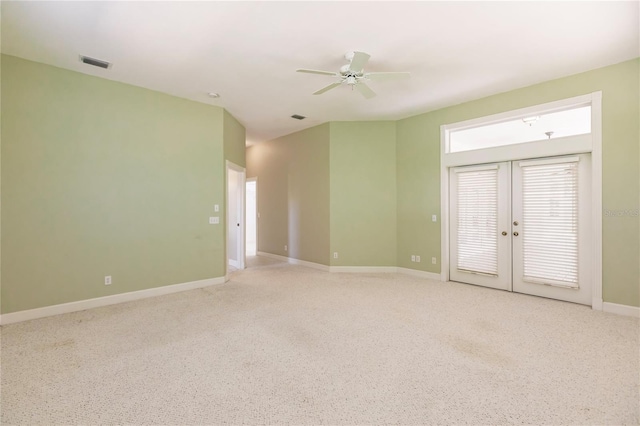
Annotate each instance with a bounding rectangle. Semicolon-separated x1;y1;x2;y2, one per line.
449;105;591;153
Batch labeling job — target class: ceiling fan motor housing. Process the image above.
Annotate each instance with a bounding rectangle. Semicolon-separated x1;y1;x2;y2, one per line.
345;76;358;85
340;65;363;85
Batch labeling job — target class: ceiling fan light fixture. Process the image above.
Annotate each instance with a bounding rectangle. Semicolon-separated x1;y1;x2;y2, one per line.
522;116;540;126
296;51;409;99
207;92;220;98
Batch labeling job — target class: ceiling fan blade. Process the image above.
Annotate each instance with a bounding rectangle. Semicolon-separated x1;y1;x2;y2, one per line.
297;69;338;76
349;51;371;72
313;82;342;95
355;82;376;99
365;72;411;81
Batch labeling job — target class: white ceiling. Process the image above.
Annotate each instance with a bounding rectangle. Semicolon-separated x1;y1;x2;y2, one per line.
2;1;638;145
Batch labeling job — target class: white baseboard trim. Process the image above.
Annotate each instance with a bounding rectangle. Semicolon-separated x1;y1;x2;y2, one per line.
257;251;288;262
256;253;443;280
290;257;330;272
396;267;443;281
0;277;226;326
592;297;603;311
257;251;330;271
330;266;397;273
602;302;640;318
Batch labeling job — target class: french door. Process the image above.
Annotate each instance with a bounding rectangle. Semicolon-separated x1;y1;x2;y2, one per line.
450;154;591;305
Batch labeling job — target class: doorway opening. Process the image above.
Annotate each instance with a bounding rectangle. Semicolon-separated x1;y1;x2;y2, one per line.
226;161;245;273
246;178;257;257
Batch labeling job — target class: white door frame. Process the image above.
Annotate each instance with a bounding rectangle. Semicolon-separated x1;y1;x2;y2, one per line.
440;92;603;310
246;177;258;256
226;160;246;276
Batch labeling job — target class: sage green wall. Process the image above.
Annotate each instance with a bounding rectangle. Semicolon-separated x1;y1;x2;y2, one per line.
330;122;396;267
1;55;229;314
397;58;640;307
246;124;330;265
223;110;246;168
396;114;441;273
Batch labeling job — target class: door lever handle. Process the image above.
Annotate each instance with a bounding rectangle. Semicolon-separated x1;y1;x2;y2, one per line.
501;231;507;236
513;231;519;236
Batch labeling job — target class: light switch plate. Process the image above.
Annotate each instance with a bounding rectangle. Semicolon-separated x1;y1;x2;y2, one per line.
214;204;219;212
209;217;219;224
432;215;437;222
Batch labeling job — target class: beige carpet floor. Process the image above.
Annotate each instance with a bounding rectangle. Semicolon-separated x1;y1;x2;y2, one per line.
1;256;639;425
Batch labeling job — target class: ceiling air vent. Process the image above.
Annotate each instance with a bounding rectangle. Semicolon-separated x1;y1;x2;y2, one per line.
291;114;306;120
79;55;111;69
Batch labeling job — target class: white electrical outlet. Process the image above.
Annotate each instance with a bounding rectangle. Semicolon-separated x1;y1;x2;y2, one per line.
432;214;437;222
104;275;112;285
416;255;421;263
209;217;219;224
333;252;338;259
432;257;437;264
411;255;416;262
214;204;219;212
284;245;288;252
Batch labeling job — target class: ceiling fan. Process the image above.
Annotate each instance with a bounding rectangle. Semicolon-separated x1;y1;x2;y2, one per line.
296;51;410;99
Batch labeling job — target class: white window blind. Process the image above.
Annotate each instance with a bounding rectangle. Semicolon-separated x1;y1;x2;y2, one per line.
456;167;498;275
520;159;579;286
